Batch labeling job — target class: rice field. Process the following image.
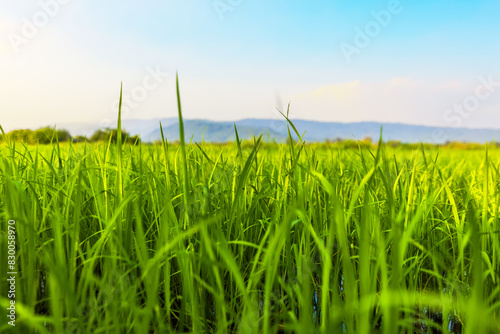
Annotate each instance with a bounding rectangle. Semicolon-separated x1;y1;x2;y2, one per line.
1;80;500;333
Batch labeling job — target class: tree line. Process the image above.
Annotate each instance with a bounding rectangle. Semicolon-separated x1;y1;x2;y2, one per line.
0;127;140;145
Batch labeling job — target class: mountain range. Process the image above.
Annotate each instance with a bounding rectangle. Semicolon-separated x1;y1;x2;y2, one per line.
57;118;500;144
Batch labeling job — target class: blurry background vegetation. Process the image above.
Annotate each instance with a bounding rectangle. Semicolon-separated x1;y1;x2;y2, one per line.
0;127;140;145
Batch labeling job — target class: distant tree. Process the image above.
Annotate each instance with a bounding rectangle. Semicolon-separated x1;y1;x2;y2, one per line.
30;127;70;144
90;128;121;142
1;127;69;144
8;129;32;142
89;128;139;144
72;136;88;143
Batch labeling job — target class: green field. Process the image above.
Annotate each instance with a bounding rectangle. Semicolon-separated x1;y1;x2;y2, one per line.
1;86;500;333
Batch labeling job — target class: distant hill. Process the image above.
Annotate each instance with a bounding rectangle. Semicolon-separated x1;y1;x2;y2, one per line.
57;118;500;144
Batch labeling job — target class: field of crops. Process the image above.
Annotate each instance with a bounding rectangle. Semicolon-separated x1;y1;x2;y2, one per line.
1;86;500;333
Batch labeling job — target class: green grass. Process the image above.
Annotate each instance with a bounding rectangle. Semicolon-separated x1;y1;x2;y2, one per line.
1;87;500;333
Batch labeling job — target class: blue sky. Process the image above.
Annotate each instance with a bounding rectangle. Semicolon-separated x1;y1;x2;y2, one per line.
1;0;500;133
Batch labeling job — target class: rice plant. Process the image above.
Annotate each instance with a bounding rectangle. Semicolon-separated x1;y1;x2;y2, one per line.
1;79;499;333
